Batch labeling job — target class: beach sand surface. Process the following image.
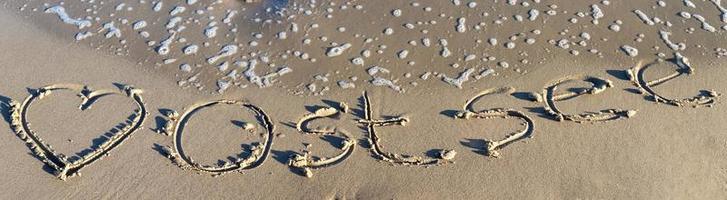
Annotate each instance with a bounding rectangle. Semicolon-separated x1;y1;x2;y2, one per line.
2;4;727;199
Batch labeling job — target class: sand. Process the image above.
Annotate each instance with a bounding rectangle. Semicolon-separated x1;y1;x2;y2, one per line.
2;0;727;199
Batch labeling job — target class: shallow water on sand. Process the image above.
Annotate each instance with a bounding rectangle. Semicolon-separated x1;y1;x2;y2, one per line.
4;0;727;97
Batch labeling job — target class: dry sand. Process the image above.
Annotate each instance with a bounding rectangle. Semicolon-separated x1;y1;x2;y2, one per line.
2;0;727;199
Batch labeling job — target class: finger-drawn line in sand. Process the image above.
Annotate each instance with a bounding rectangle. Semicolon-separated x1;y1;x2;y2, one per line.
538;75;637;123
159;100;274;176
358;91;453;166
290;105;356;178
627;53;720;107
454;87;534;158
7;83;147;180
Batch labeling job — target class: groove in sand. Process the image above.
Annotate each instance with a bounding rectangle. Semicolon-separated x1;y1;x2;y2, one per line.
541;75;637;123
159;100;275;176
8;83;147;180
290;106;356;178
627;53;720;108
358;91;452;166
455;87;534;158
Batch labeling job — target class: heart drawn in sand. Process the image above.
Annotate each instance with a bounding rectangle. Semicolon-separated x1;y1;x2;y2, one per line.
7;83;147;180
454;87;535;158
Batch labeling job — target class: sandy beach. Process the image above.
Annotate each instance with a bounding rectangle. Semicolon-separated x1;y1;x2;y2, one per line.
1;0;727;199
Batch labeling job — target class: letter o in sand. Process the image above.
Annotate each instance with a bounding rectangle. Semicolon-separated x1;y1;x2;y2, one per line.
165;100;275;176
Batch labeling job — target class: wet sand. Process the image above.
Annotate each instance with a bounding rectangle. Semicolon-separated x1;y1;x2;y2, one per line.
2;0;727;199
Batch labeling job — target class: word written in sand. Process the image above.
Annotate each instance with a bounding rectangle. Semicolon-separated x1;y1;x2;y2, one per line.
3;55;720;179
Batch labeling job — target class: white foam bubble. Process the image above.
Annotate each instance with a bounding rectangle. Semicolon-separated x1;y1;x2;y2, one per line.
152;1;163;12
633;10;655;25
204;26;218;38
156;32;177;55
183;44;198;55
621;45;639;57
170;6;186;16
74;31;93;41
325;43;352;57
443;68;475;89
102;22;121;38
44;6;92;29
659;31;686;51
207;45;238;64
132;20;147;30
